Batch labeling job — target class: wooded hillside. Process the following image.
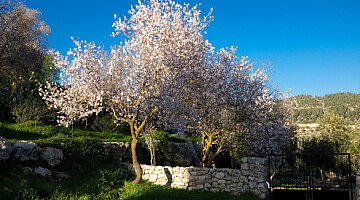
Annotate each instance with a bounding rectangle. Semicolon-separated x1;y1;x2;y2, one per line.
289;92;360;124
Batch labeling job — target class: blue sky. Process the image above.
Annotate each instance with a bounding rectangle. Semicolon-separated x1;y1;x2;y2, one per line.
25;0;360;96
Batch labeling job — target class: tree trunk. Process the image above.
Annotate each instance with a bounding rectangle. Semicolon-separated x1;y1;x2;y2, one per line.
131;136;142;184
150;145;156;166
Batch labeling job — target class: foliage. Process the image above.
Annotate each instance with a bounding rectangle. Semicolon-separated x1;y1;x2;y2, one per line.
289;93;360;124
0;122;260;200
39;0;293;181
39;0;214;182
10;94;48;124
91;112;118;132
318;112;350;153
144;128;168;166
295;112;355;173
39;41;106;127
298;137;339;167
0;1;50;119
349;126;360;159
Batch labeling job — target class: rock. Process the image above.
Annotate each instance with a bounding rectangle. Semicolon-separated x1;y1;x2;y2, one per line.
3;187;12;193
241;163;249;170
100;142;131;161
34;167;51;177
40;147;63;167
214;172;225;179
0;137;11;161
12;141;40;161
54;171;69;179
158;142;201;167
22;167;34;174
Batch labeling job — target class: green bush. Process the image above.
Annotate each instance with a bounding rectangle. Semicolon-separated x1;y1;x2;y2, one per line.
91;113;117;132
10;95;47;124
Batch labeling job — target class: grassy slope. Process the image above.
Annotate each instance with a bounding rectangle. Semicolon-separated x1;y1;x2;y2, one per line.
0;121;132;144
0;122;262;200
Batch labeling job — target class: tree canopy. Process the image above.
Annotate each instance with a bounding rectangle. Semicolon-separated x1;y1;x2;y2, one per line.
40;0;293;182
0;1;51;119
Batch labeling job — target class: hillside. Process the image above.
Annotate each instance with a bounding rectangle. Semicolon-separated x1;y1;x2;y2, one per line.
289;92;360;124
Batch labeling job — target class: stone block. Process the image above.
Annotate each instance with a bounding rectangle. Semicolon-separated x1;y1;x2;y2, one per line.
241;163;249;170
189;176;197;181
219;183;226;189
212;182;218;187
204;183;211;188
232;169;241;176
210;188;220;193
196;185;204;190
12;141;40;161
148;174;157;182
34;167;51;177
198;175;206;181
250;164;259;172
232;177;239;182
248;157;256;164
187;186;196;191
0;137;11;161
242;170;250;176
249;181;257;188
40;147;64;167
241;157;248;163
214;172;225;179
196;180;205;185
143;174;149;180
239;175;248;183
243;185;250;192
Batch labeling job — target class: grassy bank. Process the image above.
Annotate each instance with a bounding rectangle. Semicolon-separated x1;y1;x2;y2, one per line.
0;121;263;200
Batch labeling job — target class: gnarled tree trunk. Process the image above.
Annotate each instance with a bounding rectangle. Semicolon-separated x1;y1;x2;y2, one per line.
129;121;142;184
131;136;142;183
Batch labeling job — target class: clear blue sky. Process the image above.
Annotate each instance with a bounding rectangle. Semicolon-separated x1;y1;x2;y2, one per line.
25;0;360;96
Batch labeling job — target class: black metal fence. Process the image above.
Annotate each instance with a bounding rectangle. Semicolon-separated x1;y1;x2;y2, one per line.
268;153;353;200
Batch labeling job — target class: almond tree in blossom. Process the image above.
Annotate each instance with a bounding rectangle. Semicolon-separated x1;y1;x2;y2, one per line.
39;39;106;127
40;0;293;183
184;46;293;167
41;0;213;183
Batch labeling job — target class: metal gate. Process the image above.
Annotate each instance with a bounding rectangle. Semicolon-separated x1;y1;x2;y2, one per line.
268;153;354;200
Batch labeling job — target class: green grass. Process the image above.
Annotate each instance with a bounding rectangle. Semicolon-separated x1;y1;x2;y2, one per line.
0;121;132;144
0;171;262;200
0;159;262;200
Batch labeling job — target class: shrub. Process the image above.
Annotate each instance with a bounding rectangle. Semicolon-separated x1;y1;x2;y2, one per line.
11;95;47;124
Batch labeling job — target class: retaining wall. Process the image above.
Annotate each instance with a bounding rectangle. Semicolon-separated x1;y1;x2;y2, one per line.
130;157;268;198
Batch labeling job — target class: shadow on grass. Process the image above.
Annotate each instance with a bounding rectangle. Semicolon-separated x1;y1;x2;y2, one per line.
0;163;134;200
0;125;45;141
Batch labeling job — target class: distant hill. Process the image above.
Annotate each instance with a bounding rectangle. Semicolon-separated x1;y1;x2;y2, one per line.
288;92;360;124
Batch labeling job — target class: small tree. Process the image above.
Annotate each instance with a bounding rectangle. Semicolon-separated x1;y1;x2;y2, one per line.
144;127;166;166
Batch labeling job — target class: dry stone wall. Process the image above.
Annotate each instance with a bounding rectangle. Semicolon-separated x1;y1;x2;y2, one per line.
131;157;268;198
